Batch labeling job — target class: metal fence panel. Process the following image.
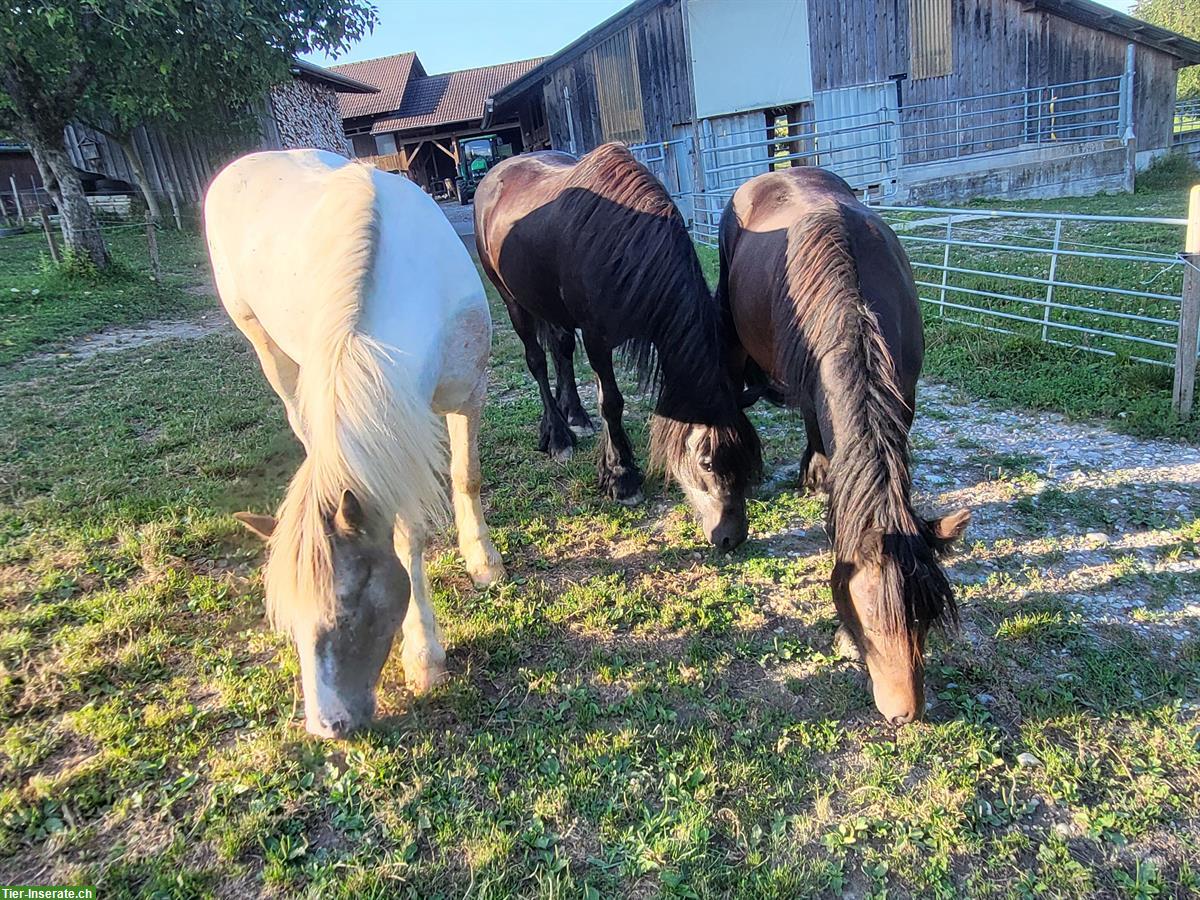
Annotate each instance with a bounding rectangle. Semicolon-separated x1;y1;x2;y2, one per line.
873;205;1187;367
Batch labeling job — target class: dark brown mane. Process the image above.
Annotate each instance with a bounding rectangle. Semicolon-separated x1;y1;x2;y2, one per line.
778;204;956;636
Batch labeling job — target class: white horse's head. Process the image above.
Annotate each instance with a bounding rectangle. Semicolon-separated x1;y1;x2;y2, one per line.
236;487;409;738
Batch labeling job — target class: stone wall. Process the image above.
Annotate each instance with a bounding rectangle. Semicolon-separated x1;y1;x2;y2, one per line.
268;79;349;156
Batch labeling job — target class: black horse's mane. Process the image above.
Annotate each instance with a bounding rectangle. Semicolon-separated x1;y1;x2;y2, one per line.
777;202;956;637
558;143;760;484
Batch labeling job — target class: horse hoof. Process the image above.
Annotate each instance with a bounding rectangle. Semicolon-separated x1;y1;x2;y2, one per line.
404;660;449;695
570;421;595;438
615;490;644;507
466;550;506;587
550;444;574;462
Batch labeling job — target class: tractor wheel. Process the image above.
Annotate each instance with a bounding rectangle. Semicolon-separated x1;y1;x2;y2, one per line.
456;180;468;205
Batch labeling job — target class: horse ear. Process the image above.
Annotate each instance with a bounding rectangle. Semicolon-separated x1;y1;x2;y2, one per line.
334;489;366;535
234;511;276;541
927;508;970;554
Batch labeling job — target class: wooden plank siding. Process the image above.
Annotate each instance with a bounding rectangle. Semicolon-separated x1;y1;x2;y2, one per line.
543;0;693;153
519;0;1183;187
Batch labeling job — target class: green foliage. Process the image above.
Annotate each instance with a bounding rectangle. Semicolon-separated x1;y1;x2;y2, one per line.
1134;0;1200;98
0;0;377;259
1136;151;1200;193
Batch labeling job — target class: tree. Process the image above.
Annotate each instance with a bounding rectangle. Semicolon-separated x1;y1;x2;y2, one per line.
0;1;377;267
1134;0;1200;98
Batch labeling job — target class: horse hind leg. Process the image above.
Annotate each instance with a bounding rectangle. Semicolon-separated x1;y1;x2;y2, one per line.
547;325;594;437
447;378;505;586
506;300;576;461
393;521;447;694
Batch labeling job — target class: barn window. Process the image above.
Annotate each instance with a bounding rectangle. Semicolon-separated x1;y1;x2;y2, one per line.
765;104;814;170
350;133;377;158
593;30;646;143
909;0;953;80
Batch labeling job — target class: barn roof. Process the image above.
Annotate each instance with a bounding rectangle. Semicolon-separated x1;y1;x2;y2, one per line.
289;59;379;94
1027;0;1200;65
369;57;544;134
330;52;426;119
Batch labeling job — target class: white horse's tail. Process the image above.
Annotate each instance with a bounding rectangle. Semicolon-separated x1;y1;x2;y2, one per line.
296;162;448;529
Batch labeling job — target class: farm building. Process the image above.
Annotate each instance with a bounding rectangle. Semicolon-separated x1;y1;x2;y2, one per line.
486;0;1200;211
330;53;542;197
54;59;377;209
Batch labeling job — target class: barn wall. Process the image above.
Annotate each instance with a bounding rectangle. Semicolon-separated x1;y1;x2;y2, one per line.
63;77;350;205
808;0;1179;161
807;0;905;92
543;0;692;153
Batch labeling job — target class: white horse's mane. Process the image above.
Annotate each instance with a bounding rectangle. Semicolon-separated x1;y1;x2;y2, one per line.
264;162;448;630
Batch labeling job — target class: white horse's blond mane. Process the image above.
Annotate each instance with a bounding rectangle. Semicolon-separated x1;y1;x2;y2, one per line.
264;162;448;630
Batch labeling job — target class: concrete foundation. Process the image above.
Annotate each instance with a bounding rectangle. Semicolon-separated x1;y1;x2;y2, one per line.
895;139;1135;203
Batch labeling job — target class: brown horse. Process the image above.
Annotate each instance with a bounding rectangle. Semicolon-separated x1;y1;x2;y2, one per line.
718;167;969;724
475;143;761;549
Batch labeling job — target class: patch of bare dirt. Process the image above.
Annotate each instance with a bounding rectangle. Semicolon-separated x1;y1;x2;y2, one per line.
29;313;232;365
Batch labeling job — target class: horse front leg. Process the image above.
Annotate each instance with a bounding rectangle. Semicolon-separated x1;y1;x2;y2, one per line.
547;325;594;437
582;333;644;505
505;300;576;461
393;520;446;694
800;406;830;493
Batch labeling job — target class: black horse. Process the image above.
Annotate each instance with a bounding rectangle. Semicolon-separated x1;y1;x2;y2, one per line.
718;167;970;724
474;143;761;549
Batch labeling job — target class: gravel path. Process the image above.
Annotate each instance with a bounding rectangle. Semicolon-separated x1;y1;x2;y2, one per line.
910;382;1199;639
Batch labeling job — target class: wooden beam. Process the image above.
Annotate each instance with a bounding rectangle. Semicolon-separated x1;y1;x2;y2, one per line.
432;138;458;163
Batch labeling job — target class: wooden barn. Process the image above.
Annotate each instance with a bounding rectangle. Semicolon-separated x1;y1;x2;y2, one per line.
330;53;542;195
487;0;1200;208
57;59;376;207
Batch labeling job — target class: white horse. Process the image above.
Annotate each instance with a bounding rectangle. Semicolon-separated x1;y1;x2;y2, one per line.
204;149;504;738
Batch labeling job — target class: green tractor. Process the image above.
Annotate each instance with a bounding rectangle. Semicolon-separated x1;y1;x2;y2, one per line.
455;134;510;205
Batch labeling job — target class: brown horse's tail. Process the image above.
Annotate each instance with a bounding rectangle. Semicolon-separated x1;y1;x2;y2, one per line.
779;206;956;635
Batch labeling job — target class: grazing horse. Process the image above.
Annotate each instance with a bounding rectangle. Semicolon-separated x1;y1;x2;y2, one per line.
718;167;969;724
474;143;761;549
205;150;504;738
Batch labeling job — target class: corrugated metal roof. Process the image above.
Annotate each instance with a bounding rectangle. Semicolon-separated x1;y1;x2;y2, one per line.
370;57;543;134
330;52;425;119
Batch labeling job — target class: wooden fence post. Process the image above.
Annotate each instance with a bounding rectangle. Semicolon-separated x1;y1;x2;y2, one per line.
39;208;60;264
1173;184;1200;419
169;191;182;231
145;212;161;282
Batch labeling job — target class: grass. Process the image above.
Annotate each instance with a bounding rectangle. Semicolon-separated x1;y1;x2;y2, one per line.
0;224;211;365
0;209;1198;897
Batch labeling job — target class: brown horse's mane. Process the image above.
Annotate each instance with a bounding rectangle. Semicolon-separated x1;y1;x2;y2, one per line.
777;202;956;637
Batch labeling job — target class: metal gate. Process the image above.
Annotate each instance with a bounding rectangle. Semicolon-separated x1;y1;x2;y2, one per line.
628;129;696;220
692;86;897;245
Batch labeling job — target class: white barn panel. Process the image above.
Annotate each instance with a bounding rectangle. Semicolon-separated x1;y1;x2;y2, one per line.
687;0;813;119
